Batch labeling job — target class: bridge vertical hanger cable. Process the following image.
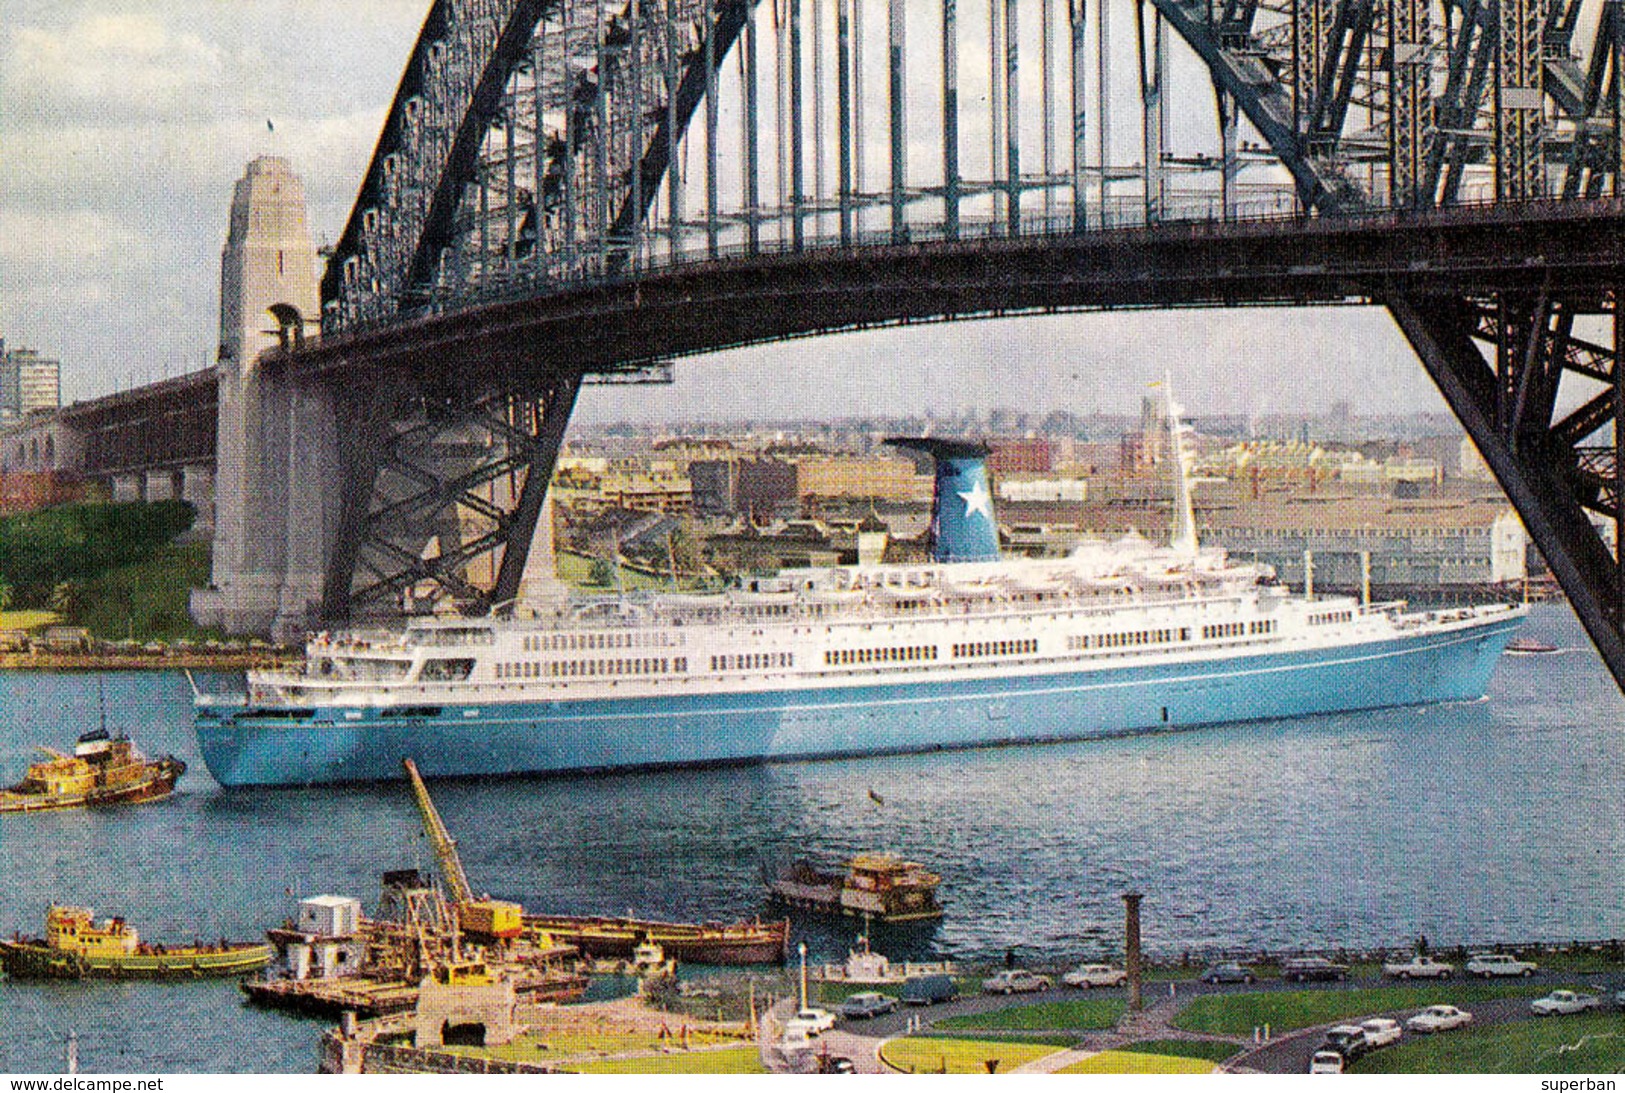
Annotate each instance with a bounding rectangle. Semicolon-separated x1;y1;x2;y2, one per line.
1070;0;1088;229
993;0;1007;225
841;0;857;242
814;0;827;214
889;0;907;241
853;0;865;232
1042;0;1055;222
744;2;761;250
1007;0;1022;234
1097;0;1111;218
943;0;961;238
705;0;719;254
792;0;806;249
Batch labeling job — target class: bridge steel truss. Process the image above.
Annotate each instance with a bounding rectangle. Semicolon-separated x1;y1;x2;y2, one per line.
306;0;1625;690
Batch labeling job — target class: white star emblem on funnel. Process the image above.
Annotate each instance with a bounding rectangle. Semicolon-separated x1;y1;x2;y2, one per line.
958;479;993;521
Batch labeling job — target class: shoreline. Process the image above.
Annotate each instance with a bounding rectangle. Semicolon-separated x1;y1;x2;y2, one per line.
0;652;294;671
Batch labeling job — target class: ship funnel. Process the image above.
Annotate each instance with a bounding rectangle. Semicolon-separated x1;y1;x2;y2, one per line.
888;439;1001;563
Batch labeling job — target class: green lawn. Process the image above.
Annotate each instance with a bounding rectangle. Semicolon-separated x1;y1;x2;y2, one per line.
0;610;59;631
569;1046;767;1074
1173;984;1552;1036
1353;1013;1625;1074
937;998;1125;1031
880;1036;1059;1074
1056;1050;1219;1075
1117;1039;1244;1063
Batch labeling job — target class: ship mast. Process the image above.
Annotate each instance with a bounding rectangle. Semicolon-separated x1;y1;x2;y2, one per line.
1162;372;1200;559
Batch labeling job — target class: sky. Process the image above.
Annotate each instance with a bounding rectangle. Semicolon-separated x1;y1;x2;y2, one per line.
0;0;1453;424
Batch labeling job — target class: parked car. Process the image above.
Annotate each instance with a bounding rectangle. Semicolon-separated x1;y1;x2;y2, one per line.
1531;990;1602;1015
1405;1005;1473;1033
784;1007;837;1035
1062;963;1128;989
837;992;899;1019
1382;955;1454;979
1281;957;1350;983
1201;962;1256;985
1319;1025;1370;1061
817;1055;857;1074
982;969;1053;994
1359;1018;1403;1048
1308;1050;1346;1074
1465;952;1538;978
901;974;959;1005
1617;987;1625;1011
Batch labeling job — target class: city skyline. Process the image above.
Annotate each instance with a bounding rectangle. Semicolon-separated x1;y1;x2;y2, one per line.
0;1;1455;423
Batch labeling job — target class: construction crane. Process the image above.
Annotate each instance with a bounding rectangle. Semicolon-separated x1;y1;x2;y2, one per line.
400;758;523;942
402;758;473;905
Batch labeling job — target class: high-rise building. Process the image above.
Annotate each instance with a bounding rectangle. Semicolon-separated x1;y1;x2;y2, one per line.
0;343;62;421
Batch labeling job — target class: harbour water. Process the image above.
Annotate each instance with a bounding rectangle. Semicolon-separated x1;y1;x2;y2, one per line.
0;602;1620;1072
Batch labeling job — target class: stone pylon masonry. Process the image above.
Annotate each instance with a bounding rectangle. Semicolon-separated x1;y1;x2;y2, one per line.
191;156;334;638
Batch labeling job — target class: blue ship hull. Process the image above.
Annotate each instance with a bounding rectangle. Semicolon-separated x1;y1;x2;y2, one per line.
196;616;1520;787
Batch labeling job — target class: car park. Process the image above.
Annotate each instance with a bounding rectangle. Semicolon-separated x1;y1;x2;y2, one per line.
901;974;959;1005
1319;1025;1370;1061
1308;1050;1346;1074
837;992;899;1019
1405;1005;1473;1033
1281;957;1350;982
1062;963;1128;989
1359;1018;1403;1048
982;969;1053;994
1531;990;1602;1015
1382;955;1454;979
1464;952;1538;977
1201;962;1256;984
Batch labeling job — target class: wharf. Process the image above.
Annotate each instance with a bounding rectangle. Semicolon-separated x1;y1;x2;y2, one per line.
0;651;292;672
244;976;421;1018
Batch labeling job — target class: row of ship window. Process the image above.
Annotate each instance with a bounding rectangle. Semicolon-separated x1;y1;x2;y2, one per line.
825;645;942;666
952;639;1039;658
1201;620;1278;639
1068;629;1183;651
712;652;796;670
519;631;678;652
1307;610;1355;625
492;657;688;679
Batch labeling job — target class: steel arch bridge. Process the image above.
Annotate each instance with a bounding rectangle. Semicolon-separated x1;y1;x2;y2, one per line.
276;0;1625;690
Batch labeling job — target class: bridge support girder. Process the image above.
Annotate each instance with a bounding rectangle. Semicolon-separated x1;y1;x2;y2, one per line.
1388;291;1625;688
321;367;584;625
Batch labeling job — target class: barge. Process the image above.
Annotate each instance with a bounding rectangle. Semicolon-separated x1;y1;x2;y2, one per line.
767;853;944;923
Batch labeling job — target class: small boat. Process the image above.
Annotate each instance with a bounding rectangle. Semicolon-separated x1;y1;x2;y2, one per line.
521;912;790;965
0;905;271;980
767;852;944;924
0;730;185;813
1504;637;1559;655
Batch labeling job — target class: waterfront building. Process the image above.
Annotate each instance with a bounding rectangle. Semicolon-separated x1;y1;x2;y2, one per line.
1202;498;1526;592
0;344;62;421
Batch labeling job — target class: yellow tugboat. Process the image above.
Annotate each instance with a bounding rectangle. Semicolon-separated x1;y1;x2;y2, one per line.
0;905;272;980
0;730;185;813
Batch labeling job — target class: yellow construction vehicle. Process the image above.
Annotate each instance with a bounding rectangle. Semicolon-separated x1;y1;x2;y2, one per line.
401;759;524;943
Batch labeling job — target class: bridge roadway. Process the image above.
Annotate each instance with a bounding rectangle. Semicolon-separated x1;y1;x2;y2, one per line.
293;198;1625;386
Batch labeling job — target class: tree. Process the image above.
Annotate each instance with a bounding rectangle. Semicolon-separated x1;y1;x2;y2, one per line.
49;580;82;618
0;579;11;613
588;557;617;588
667;516;706;578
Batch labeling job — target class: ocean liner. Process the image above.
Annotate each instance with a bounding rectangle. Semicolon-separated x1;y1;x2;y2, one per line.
194;391;1526;786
